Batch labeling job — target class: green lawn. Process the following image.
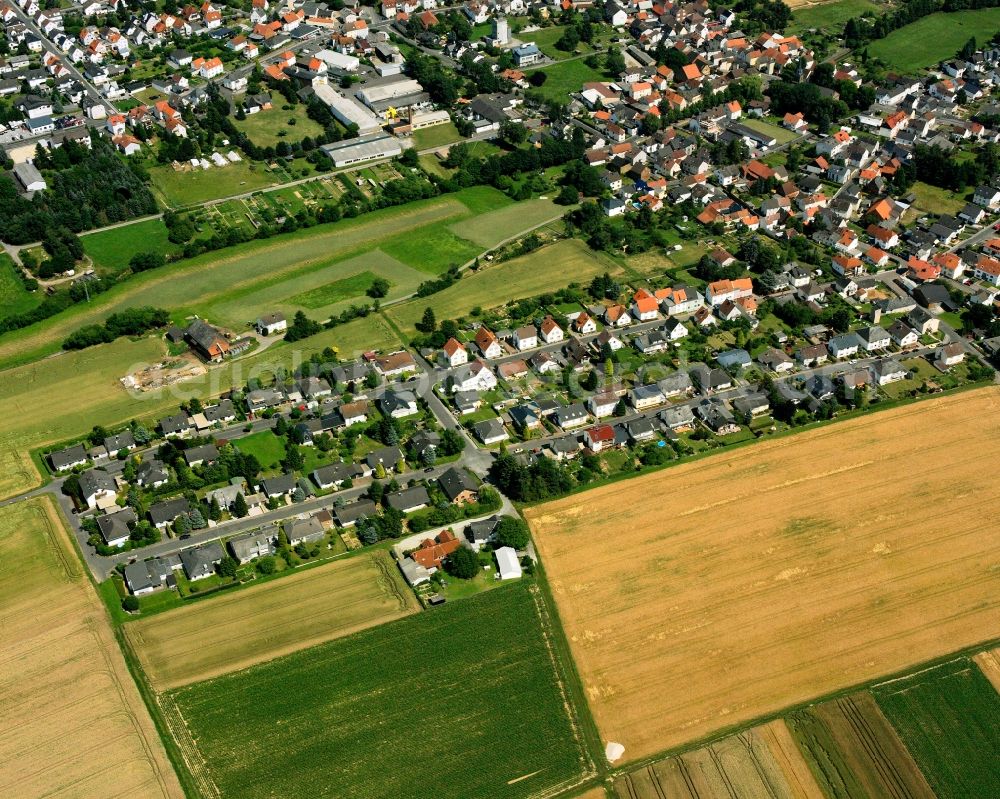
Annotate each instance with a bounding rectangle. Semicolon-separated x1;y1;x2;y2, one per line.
234;430;286;469
82;218;178;276
166;583;589;799
0;254;41;322
868;9;1000;73
412;121;465;151
233;92;324;148
741;117;800;144
789;0;881;33
525;58;607;101
387;238;621;334
874;659;1000;799
520;25;593;58
149;160;283;207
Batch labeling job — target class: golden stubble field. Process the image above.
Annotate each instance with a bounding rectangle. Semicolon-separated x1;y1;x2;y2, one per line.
125;550;420;690
0;498;183;799
526;388;1000;762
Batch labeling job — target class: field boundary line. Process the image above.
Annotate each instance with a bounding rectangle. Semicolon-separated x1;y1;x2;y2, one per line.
602;640;1000;781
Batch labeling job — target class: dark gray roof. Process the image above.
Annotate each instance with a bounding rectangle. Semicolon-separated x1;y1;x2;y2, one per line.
260;473;297;496
159;413;192;434
203;399;237;422
79;469;116;498
49;443;87;471
179;542;224;579
437;467;477;502
184;444;219;464
385;485;430;511
334;499;377;526
96;507;137;545
148;497;191;525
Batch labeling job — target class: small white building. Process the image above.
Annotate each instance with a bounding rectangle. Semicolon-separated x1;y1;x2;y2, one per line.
495;546;522;580
255;312;287;335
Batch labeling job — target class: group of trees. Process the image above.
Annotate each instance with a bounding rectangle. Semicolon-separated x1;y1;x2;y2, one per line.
0;139;157;246
63;306;170;350
767;81;849;134
914;142;1000;190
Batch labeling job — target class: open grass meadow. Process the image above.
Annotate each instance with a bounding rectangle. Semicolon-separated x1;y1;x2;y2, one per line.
412;121;465;150
0;254;41;322
741;116;800;145
0;187;522;371
82;217;178;276
386;238;620;335
525;59;607;102
789;0;882;33
908;181;969;218
450;197;562;249
868;9;1000;73
148;160;284;207
873;659;1000;798
233;92;324;148
164;583;591;799
233;429;286;470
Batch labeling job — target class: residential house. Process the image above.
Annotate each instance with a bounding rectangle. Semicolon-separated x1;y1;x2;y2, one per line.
96;507;136;548
441;337;468;367
438;466;478;504
229;530;275;563
179;542;224;580
380;388;419;418
79;469;117;510
148;497;190;529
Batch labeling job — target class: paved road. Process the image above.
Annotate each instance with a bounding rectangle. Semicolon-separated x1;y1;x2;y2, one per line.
7;3;115;116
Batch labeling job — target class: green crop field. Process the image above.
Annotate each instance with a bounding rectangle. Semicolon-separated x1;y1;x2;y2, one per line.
387;238;620;334
233;92;324;148
451;198;562;249
868;9;1000;73
789;0;881;33
82;218;178;276
874;658;1000;798
412;121;465;150
0;254;40;322
149;161;284;207
165;583;589;799
525;59;607;102
234;430;286;470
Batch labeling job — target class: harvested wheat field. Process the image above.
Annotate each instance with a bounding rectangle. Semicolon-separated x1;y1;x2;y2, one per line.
614;720;823;799
126;549;419;690
526;388;1000;762
0;498;183;799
